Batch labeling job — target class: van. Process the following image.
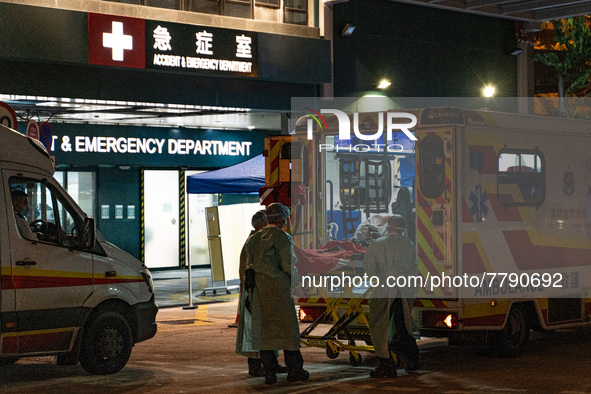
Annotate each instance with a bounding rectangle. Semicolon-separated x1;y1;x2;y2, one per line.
266;107;591;358
0;124;157;374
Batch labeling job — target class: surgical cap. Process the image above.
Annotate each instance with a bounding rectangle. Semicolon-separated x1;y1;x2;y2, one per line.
266;203;290;222
387;214;407;231
251;210;267;229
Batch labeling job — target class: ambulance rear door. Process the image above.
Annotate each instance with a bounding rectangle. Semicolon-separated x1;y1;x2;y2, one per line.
415;126;457;299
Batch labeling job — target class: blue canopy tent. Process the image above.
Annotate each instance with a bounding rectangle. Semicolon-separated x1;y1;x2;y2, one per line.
186;154;265;195
184;154;265;300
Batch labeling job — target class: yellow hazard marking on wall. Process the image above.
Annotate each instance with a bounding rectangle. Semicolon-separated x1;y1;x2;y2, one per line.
179;169;186;269
141;169;145;263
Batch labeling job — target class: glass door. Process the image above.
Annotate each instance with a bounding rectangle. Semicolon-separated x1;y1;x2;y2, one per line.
186;170;216;267
144;170;179;268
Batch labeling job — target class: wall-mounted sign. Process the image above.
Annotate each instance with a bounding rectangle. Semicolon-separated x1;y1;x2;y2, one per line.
127;205;136;220
101;205;110;219
88;13;145;69
87;13;257;77
115;205;124;219
145;21;258;78
49;123;273;168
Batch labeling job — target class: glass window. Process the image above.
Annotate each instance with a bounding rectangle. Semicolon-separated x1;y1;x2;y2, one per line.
10;177;85;249
56;171;96;219
257;0;279;7
144;0;181;10
102;0;141;4
284;0;307;25
186;0;220;14
419;135;445;199
284;0;306;10
225;0;251;18
497;150;545;206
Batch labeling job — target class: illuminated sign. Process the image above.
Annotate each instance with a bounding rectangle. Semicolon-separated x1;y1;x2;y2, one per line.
88;13;145;68
87;14;258;77
145;21;258;77
47;124;271;168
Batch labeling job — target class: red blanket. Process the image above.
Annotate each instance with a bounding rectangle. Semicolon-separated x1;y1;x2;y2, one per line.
294;241;365;275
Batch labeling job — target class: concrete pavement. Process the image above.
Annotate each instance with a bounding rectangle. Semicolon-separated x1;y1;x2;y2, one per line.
151;267;240;308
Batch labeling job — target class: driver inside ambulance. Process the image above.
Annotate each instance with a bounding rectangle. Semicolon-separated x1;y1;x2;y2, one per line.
11;190;38;241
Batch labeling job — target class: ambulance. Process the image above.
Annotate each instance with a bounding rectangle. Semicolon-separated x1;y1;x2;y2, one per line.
263;106;591;357
0;124;157;373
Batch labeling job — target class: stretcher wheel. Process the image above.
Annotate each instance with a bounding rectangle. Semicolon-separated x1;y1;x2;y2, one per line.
349;352;362;366
326;345;339;359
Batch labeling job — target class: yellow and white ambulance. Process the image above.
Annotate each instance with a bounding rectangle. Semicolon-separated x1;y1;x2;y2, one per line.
0;124;157;373
264;106;591;357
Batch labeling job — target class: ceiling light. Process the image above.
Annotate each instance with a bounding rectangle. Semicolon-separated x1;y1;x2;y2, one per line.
482;85;495;97
377;79;391;89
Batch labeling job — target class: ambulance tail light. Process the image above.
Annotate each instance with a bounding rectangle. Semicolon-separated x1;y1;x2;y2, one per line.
299;306;325;322
422;311;458;329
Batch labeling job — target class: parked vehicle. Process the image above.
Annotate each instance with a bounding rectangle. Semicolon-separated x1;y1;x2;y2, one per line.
263;107;591;357
0;124;157;373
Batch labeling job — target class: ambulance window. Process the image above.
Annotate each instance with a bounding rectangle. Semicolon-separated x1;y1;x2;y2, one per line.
419;135;445;199
497;150;545;206
9;177;84;248
281;142;302;159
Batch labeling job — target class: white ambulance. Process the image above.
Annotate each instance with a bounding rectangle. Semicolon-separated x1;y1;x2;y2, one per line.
0;124;157;374
265;106;591;358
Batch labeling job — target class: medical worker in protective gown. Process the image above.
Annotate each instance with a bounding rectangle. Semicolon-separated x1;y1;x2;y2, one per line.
236;210;289;377
365;214;419;378
240;203;308;384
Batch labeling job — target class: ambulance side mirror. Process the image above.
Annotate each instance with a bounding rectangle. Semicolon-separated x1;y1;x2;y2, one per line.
81;217;96;251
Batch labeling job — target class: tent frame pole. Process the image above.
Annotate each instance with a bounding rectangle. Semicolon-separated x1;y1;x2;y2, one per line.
183;180;197;310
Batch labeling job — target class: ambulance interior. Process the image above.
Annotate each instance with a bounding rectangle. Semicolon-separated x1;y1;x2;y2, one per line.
291;133;417;295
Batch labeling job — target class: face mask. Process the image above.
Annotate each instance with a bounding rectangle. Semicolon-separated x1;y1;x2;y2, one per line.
21;205;30;217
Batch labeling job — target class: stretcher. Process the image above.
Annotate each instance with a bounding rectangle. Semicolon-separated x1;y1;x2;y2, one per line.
298;272;398;367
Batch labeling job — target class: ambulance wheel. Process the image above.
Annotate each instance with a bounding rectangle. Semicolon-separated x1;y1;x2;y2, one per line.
349;352;362;366
79;311;133;374
0;357;19;366
326;345;339;359
490;307;529;358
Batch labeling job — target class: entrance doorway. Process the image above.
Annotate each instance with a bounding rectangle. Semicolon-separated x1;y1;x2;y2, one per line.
144;170;179;268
